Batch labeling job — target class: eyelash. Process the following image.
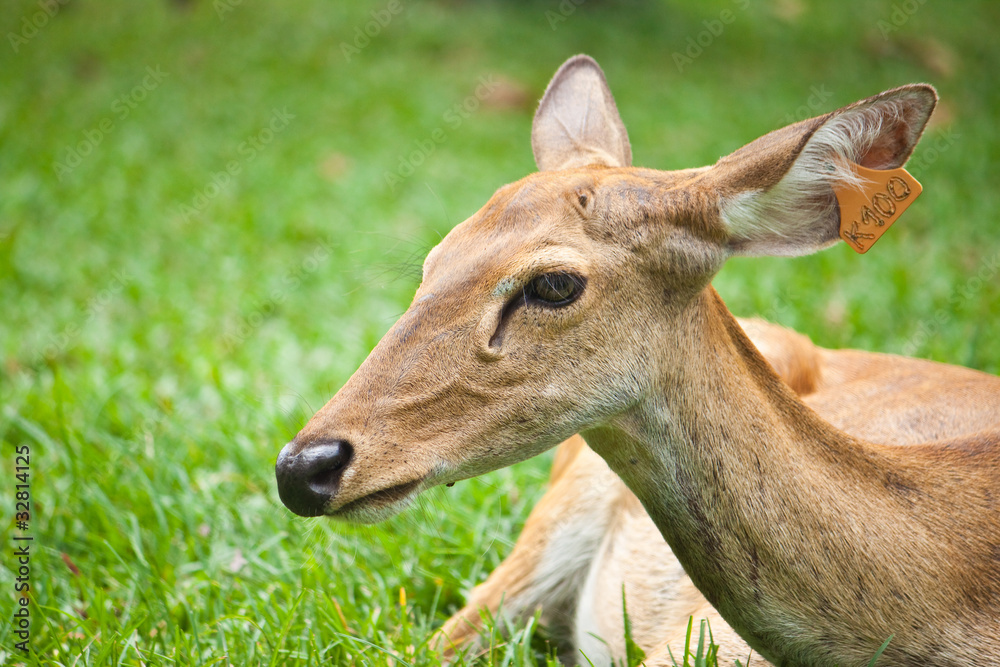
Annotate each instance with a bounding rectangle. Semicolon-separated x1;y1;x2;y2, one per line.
524;272;586;307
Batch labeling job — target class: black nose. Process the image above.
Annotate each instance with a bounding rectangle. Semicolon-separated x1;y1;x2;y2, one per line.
275;439;353;517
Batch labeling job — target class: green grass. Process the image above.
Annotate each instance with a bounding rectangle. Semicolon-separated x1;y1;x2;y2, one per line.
2;0;999;664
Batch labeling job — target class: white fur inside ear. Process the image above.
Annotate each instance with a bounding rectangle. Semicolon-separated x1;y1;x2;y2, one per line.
722;96;911;257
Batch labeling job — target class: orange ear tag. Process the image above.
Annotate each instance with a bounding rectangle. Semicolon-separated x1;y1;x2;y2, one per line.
834;162;922;254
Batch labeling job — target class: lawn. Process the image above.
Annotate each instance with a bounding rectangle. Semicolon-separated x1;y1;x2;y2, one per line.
1;0;999;665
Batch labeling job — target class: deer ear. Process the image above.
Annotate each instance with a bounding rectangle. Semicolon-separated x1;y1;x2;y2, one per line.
711;84;937;257
532;55;633;171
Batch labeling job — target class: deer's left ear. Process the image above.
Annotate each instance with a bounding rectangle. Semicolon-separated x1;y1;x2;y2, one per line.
708;84;937;257
532;55;633;171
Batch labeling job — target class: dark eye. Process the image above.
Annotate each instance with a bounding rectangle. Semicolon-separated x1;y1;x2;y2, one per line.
526;273;586;306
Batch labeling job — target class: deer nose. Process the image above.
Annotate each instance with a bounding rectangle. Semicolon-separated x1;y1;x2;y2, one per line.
275;439;353;517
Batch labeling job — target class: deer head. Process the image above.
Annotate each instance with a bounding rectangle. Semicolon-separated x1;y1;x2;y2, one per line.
275;55;935;523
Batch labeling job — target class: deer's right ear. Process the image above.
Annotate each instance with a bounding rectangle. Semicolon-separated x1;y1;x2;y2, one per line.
710;84;937;257
532;55;633;171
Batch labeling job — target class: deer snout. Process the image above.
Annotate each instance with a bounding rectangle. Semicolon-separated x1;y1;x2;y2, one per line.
275;439;353;517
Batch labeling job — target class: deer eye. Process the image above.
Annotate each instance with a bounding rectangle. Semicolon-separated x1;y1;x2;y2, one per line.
526;273;586;306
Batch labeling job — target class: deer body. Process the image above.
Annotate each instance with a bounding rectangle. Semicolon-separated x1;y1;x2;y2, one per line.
276;56;1000;665
440;322;1000;665
588;289;999;665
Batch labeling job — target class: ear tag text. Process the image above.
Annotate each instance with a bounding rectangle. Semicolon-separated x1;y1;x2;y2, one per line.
834;162;922;254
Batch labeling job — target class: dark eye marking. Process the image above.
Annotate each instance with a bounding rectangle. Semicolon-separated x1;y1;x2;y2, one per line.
525;272;586;307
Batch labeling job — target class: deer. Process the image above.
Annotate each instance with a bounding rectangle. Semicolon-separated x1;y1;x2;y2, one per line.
275;55;1000;666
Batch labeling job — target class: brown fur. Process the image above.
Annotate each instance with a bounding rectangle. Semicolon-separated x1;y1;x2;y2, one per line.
276;56;1000;665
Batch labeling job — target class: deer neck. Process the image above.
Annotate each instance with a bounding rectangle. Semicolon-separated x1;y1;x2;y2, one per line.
581;287;933;662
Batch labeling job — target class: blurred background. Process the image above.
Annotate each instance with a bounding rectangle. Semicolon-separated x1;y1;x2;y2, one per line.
2;0;998;664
